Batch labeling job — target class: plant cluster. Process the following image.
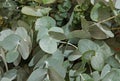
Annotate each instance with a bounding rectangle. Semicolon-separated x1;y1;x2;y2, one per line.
0;0;120;81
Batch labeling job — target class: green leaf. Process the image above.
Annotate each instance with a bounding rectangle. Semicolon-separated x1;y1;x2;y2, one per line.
21;6;51;17
48;66;65;81
81;17;91;31
6;50;19;63
67;30;91;39
1;34;21;51
39;36;57;54
46;50;65;77
35;16;56;30
48;27;66;40
90;3;101;21
115;0;120;9
0;29;14;41
102;69;120;81
101;64;111;79
90;2;110;21
3;69;17;80
89;26;106;40
92;71;101;81
42;0;56;4
15;27;28;40
29;49;46;67
95;23;114;38
37;27;49;41
1;78;11;81
105;56;120;68
27;68;47;81
78;39;99;54
89;24;114;39
17;20;30;30
81;74;94;81
68;49;82;61
91;50;104;71
18;40;30;60
99;42;114;59
82;50;95;62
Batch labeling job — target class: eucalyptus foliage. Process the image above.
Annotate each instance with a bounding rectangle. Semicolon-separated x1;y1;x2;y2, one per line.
0;0;120;81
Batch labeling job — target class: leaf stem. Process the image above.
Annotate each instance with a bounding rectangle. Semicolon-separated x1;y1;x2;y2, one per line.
90;15;119;27
59;41;78;49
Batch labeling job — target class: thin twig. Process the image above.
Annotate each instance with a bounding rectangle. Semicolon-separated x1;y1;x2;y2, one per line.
90;15;119;27
111;27;120;30
59;41;78;49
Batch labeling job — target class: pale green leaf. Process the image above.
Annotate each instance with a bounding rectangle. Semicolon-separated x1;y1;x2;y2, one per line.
21;6;51;17
91;50;104;71
92;71;101;81
101;64;111;79
27;68;47;81
1;34;21;51
1;78;11;81
37;27;49;41
0;29;14;41
18;40;30;60
48;66;65;81
35;16;56;30
39;36;57;54
48;27;66;40
6;50;19;63
3;69;17;80
82;50;95;62
78;39;99;54
68;30;91;39
102;69;120;81
68;50;82;61
42;0;56;4
90;3;101;21
115;0;120;9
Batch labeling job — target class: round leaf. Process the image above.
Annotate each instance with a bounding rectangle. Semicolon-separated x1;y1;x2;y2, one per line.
48;66;65;81
35;16;56;30
6;51;19;63
102;69;120;81
49;27;66;40
1;34;21;51
39;36;57;54
18;40;30;60
91;50;104;71
0;29;14;41
78;39;99;54
27;68;47;81
68;30;91;39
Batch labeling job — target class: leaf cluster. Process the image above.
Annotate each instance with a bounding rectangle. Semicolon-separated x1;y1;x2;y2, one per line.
0;0;120;81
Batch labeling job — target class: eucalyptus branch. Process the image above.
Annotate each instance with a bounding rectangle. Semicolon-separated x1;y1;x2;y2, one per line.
111;27;120;30
90;15;119;27
59;41;78;49
0;48;8;71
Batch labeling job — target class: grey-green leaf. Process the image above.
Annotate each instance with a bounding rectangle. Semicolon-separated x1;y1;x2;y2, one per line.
67;30;91;39
91;50;104;71
101;64;111;79
27;68;47;81
18;40;30;60
48;66;65;81
102;69;120;81
35;16;56;30
39;36;57;54
78;39;99;54
6;50;19;63
48;27;66;40
1;34;21;51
